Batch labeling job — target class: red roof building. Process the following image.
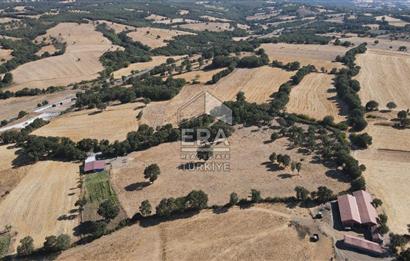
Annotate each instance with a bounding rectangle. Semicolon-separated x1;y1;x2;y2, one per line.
337;190;378;227
353;190;378;225
338;194;362;226
344;235;385;256
84;160;105;173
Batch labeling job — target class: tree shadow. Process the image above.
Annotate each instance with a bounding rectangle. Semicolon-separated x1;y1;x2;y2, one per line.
124;181;150;191
212;206;229;214
278;173;295;179
138;210;199;228
88;110;103;116
261;161;282;171
325;169;351;183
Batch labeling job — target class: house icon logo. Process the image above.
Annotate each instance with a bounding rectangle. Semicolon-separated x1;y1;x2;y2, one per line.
177;90;233;125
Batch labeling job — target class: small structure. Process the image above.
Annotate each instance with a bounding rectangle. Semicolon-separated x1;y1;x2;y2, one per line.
83;160;105;173
343;235;385;256
337;190;378;228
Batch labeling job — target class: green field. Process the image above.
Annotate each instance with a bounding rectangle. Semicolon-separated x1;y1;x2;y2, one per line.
83;171;120;221
0;233;11;257
84;171;117;204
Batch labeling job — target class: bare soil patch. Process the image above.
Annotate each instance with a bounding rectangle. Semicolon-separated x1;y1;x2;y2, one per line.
33;102;143;142
0;48;12;63
261;43;346;71
340;36;410;52
111;126;349;217
287;73;346;122
0;161;81;249
57;205;334;260
9;22;121;91
355;49;410;110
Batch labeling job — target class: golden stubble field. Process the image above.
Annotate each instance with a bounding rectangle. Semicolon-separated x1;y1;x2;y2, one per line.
261;43;346;71
0;161;81;249
353;116;410;234
0;145;28;200
112;55;184;79
287;73;347;122
141;66;293;127
9;22;121;91
111;126;349;218
57;204;334;260
33;102;143;142
355;49;410;110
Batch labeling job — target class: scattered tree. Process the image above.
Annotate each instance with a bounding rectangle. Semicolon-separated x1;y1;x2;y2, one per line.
97;200;119;221
229;192;239;206
17;236;34;257
144;164;160;183
139;200;152;217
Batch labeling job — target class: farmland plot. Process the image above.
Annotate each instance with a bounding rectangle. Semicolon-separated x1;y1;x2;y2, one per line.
261;43;346;71
0;161;81;249
9;23;121;91
33;102;143;142
127;27;194;48
355;49;410;110
287;73;347;122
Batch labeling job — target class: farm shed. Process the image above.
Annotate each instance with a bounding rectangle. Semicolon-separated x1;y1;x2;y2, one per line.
84;160;105;173
343;235;385;256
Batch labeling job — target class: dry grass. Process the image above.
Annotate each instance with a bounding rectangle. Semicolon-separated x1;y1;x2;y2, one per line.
93;20;135;33
177;22;233;32
0;145;28;201
0;48;12;63
111;126;349;217
174;68;225;83
375;16;409;27
340;36;410;52
355;49;410;110
0;161;81;249
287;73;346;122
35;44;57;56
113;56;183;79
200;15;231;22
33;102;143;142
141;67;293;127
261;43;346;71
57;205;334;260
127;27;194;48
9;22;121;91
0;17;19;24
353;120;410;234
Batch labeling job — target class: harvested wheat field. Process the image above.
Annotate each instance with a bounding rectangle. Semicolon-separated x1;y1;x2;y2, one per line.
0;145;29;201
375;15;409;27
174;68;225;83
340;36;410;52
287;73;346;122
0;161;81;249
261;43;346;71
355;49;410;109
353;122;410;234
113;55;183;79
9;22;121;91
94;20;135;33
141;67;292;127
35;44;57;56
57;204;334;260
111;126;349;217
33;102;143;142
177;22;233;32
127;27;194;48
